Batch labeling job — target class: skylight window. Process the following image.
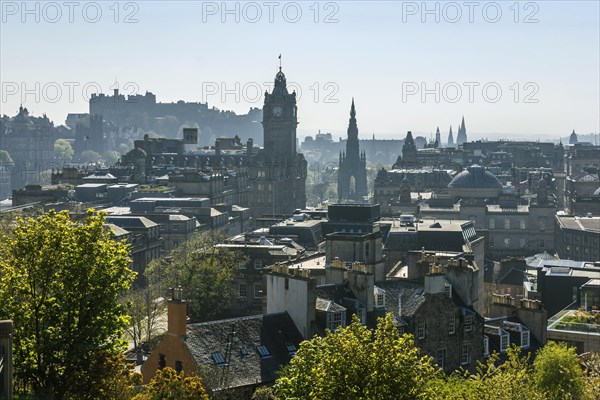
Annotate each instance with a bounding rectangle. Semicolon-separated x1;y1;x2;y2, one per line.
257;345;271;358
240;348;249;358
286;344;297;355
212;352;226;365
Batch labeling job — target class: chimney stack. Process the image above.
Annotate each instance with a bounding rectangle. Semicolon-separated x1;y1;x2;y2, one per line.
167;287;187;337
424;264;445;294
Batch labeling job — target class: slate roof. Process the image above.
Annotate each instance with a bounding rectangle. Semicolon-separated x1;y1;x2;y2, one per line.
373;280;427;320
185;313;302;390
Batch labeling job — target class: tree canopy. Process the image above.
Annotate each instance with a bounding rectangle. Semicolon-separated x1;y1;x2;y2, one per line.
145;231;240;322
274;314;440;400
132;367;208;400
0;209;135;399
54;139;74;161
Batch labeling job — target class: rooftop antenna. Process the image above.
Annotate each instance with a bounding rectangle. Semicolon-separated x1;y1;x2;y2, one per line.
278;54;282;70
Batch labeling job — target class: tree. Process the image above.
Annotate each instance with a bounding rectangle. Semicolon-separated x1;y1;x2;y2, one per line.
274;314;440;400
54;139;74;161
0;209;135;399
251;386;277;400
0;149;13;163
438;347;543;400
104;150;122;166
132;367;209;400
80;149;102;163
123;285;166;351
533;341;585;400
145;232;240;322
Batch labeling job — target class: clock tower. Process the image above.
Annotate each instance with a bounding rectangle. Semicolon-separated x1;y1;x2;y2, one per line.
249;66;307;217
262;67;297;158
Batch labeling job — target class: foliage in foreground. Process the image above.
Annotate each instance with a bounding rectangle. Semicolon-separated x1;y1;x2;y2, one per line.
274;314;440;399
272;314;598;400
0;210;135;400
132;367;209;400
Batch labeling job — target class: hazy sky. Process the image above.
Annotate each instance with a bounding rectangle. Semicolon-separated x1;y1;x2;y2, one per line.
1;1;599;141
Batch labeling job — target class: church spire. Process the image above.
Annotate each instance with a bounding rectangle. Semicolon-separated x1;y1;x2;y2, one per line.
448;125;454;146
350;97;356;118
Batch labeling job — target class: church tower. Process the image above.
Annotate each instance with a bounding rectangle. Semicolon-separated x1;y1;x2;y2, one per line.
456;116;467;145
447;125;454;148
401;131;417;166
434;127;441;148
338;99;368;202
249;65;307;217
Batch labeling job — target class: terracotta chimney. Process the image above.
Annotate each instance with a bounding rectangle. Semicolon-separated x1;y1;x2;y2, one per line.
168;287;187;337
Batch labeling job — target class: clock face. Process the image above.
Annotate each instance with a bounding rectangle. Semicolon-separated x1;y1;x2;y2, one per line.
272;106;283;117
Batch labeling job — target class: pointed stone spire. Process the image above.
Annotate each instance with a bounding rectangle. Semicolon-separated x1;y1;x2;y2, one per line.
350;97;356;118
448;125;454;147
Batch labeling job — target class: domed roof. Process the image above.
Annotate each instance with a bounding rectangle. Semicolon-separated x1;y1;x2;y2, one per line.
448;164;503;189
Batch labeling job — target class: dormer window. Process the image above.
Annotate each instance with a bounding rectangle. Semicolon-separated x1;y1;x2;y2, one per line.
521;330;530;349
500;331;510;353
212;352;227;366
327;311;345;331
374;288;386;308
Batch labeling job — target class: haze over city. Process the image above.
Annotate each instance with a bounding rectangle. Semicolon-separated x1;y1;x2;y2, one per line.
1;1;599;141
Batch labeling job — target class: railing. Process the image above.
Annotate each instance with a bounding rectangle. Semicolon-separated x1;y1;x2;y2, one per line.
548;309;600;334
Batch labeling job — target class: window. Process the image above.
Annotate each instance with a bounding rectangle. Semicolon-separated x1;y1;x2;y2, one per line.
254;260;263;270
464;315;473;332
448;315;456;335
212;352;226;365
445;283;452;298
239;261;246;270
504;237;511;247
520;219;526;230
173;224;179;231
254;283;262;299
374;291;385;308
461;345;470;365
159;354;166;369
489;218;495;229
483;335;490;357
328;312;344;331
540;239;545;248
239;283;247;298
539;217;546;231
504;218;511;229
286;344;297;356
519;239;526;248
175;360;183;374
285;278;289;290
521;330;530;349
417;321;426;339
257;345;271;358
500;333;509;353
240;348;249;358
436;349;446;369
357;307;366;325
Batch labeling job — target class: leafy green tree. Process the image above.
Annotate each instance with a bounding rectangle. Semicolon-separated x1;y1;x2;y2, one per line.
251;386;277;400
438;347;542;400
533;341;585;400
54;139;74;161
123;285;166;351
0;149;13;163
104;150;122;166
145;232;240;322
80;149;102;163
132;367;209;400
274;314;440;400
0;209;135;399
